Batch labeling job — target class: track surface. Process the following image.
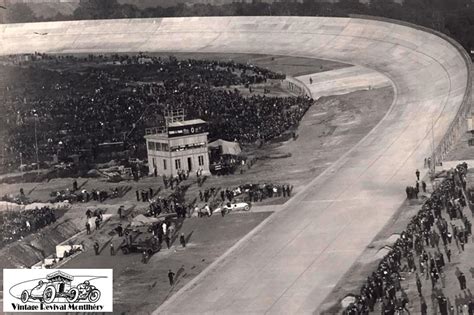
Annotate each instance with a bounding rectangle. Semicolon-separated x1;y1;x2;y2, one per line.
0;17;470;314
297;65;391;99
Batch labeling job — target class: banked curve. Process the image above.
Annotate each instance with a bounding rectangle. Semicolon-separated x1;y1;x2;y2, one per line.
0;16;471;314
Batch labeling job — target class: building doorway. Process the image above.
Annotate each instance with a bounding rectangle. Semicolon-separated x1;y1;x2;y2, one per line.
187;157;192;171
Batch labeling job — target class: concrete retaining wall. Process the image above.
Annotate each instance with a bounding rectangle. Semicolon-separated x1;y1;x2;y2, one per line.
282;76;313;98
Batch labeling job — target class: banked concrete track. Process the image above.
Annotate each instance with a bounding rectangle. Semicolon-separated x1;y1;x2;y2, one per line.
1;17;471;314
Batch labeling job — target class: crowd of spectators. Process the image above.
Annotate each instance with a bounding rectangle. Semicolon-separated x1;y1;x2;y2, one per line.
147;185;190;219
140;179;294;220
200;183;293;204
48;180;124;203
0;207;56;247
1;52;311;170
344;163;471;314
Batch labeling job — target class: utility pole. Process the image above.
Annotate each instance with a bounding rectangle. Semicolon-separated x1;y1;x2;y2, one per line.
431;116;436;176
19;152;24;180
34;112;39;172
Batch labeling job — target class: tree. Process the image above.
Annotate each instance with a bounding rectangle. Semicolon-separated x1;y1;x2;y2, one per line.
110;4;141;19
73;0;119;20
6;3;36;23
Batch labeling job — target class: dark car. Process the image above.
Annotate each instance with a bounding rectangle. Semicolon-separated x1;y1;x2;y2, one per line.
120;228;160;255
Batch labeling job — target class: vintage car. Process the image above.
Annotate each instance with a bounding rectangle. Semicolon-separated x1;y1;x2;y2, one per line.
21;271;74;304
214;202;251;214
120;228;161;255
20;271;100;304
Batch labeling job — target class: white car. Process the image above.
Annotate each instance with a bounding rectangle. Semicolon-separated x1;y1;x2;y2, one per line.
214;202;251;214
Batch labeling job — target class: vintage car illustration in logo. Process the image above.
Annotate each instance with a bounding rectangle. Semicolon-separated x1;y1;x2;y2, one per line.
19;271;101;304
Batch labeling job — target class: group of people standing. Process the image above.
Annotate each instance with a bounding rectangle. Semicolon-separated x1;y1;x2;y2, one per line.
198;183;294;204
3;52;305;170
344;162;472;314
1;206;56;246
85;208;104;234
162;170;192;190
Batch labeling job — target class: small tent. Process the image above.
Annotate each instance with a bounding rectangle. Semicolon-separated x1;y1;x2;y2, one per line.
208;139;241;156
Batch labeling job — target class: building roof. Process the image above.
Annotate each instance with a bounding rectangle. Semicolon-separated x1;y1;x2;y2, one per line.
144;133;168;141
168;119;206;128
209;139;242;155
46;271;74;282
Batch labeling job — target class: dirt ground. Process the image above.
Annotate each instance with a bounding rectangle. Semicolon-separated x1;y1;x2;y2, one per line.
237;86;394;193
62;212;271;315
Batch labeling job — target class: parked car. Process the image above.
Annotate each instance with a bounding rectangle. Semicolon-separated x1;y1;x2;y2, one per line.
214;202;251;214
120;229;160;255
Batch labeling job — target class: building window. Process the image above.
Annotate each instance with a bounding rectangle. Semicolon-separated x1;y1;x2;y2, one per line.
198;155;204;166
162;143;169;151
147;141;155;150
170;142;206;152
175;159;181;170
163;159;167;170
152;158;156;167
155;142;162;151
